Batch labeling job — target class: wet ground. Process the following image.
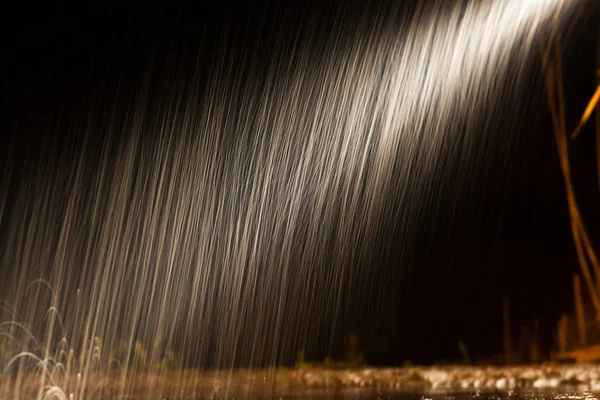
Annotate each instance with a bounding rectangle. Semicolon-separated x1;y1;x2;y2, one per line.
287;365;600;392
249;395;600;400
227;394;600;400
3;365;600;399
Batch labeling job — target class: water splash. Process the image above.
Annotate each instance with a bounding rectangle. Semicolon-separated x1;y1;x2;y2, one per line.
0;0;581;398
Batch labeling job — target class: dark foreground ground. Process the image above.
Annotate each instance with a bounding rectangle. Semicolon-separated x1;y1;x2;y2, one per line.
3;365;600;399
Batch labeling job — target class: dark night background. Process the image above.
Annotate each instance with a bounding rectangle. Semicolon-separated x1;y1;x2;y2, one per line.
1;0;600;366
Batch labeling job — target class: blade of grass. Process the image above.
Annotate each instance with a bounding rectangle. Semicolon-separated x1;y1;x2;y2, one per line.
572;84;600;139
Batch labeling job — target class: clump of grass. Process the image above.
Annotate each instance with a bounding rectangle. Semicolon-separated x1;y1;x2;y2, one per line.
132;341;148;369
0;282;184;399
160;349;182;371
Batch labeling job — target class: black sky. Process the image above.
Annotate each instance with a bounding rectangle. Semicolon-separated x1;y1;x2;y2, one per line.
1;0;600;366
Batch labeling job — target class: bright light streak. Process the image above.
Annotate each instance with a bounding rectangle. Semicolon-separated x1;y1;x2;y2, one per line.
0;0;583;398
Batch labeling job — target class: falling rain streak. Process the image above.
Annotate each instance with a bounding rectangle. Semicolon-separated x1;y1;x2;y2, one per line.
0;0;584;397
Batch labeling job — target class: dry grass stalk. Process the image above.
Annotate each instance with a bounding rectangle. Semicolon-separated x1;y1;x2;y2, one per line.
596;23;600;195
558;314;569;353
574;274;587;347
503;295;514;364
540;7;600;319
